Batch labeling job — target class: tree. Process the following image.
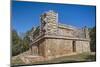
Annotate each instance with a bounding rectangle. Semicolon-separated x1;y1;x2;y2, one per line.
89;26;96;52
12;27;35;56
12;29;22;56
22;33;30;52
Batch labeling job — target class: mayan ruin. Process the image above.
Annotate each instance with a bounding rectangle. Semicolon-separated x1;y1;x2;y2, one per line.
29;10;90;59
11;1;96;65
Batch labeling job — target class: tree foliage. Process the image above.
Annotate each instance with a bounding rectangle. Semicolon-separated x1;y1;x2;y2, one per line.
89;26;96;52
12;29;22;56
12;27;34;56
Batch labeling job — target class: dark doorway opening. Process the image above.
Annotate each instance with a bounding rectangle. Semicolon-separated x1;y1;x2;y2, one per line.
72;41;76;52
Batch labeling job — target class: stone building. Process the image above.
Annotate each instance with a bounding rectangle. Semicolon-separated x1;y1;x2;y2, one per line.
29;10;90;59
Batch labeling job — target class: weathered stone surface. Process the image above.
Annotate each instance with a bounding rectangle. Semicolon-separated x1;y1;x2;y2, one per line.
75;41;90;53
30;10;90;59
45;39;73;57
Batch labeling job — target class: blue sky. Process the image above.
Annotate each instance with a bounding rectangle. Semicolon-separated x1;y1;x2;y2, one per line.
12;1;96;33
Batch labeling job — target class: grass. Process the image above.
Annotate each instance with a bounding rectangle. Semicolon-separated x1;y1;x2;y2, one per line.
31;52;96;64
11;52;96;66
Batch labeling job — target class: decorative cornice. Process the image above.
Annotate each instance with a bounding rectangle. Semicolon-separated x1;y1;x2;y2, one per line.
31;34;90;46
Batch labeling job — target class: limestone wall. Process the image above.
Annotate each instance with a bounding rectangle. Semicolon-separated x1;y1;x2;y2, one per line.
31;39;46;56
76;41;90;53
58;28;73;37
45;38;73;57
38;39;46;56
31;36;90;57
82;41;90;52
43;38;90;57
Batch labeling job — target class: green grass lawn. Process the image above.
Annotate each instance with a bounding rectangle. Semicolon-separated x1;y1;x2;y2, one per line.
11;52;96;66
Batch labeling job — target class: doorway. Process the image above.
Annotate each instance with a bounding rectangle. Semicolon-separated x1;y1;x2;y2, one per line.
32;45;39;56
72;41;76;52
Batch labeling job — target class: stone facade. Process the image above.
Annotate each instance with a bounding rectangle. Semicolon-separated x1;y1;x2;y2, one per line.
30;10;90;59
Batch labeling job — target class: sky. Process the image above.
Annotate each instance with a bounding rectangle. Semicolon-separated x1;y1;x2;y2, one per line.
12;1;96;33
